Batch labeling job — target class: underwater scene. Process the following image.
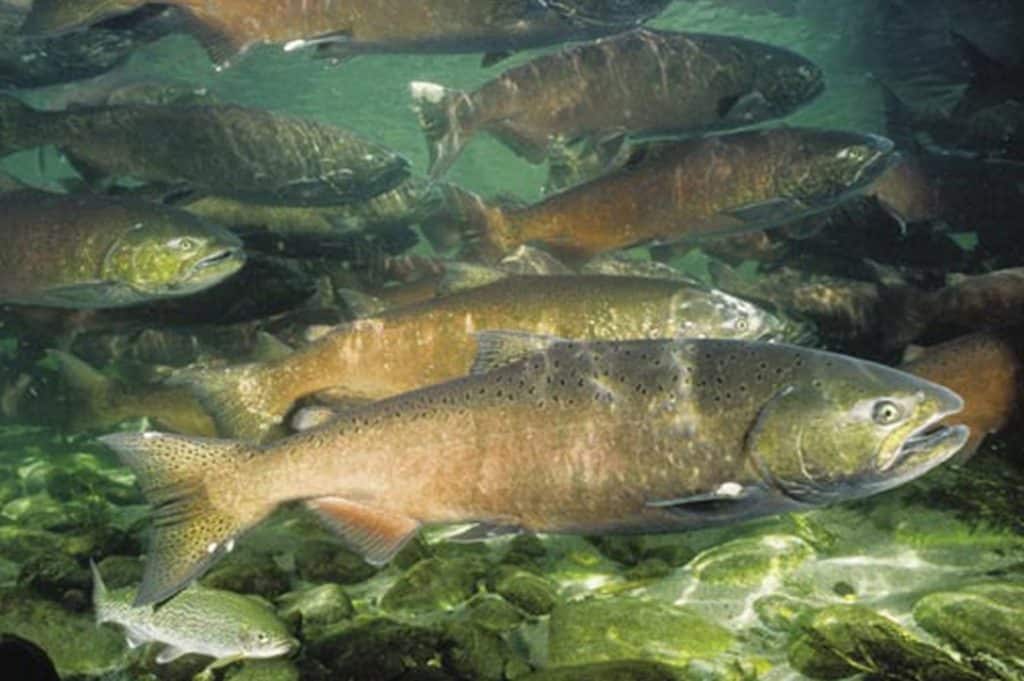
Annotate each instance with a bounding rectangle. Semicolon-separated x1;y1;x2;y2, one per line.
0;0;1023;679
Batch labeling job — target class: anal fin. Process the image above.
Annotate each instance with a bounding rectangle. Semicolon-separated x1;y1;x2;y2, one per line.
307;497;419;566
447;523;522;542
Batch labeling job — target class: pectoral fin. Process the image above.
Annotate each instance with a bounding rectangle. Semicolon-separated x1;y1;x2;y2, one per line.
726;198;803;227
155;644;189;664
719;91;773;124
646;482;756;517
307;497;419;566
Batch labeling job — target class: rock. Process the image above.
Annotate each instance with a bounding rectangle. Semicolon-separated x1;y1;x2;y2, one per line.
381;557;486;613
548;596;733;668
17;551;89;603
754;594;813;631
465;594;525;634
277;583;354;639
294;539;379;584
588;537;647;565
788;605;986;681
307;617;443;681
95;555;144;589
0;525;65;561
913;583;1024;662
517;661;679;680
201;551;291;599
0;589;124;677
624;558;672;581
688;534;815;586
224;658;300;681
492;567;559;616
442;620;508;681
2;493;69;530
501;534;548;568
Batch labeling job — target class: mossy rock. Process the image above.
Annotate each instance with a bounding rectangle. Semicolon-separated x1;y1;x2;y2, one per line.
518;660;679;680
277;583;354;639
465;593;526;634
754;594;814;631
442;620;509;681
307;617;443;681
688;534;814;586
0;525;65;563
501;534;548;568
381;557;486;613
224;658;300;681
788;605;986;681
200;551;291;599
294;539;379;584
95;555;144;589
492;567;559;616
548;596;733;668
17;550;89;602
0;589;124;677
913;583;1024;662
2;493;69;530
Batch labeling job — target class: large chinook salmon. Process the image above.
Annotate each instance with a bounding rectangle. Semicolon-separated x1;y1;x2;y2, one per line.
21;0;671;66
438;128;896;262
411;29;825;177
0;96;409;206
102;337;968;605
177;274;800;441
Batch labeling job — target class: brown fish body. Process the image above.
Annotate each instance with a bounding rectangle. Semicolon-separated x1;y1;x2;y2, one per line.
184;275;786;440
448;128;895;261
0;98;408;206
23;0;663;62
902;330;1023;459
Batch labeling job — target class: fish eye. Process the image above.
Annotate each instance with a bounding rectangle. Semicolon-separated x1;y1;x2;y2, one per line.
871;400;904;425
257;633;269;643
735;318;749;331
168;237;197;251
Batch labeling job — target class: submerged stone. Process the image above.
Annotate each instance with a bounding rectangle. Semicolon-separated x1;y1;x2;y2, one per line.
224;658;300;681
307;617;443;681
754;594;814;631
548;596;733;668
492;567;559;616
913;583;1024;662
381;557;486;613
788;604;986;681
201;551;291;599
518;660;679;680
0;589;123;677
689;534;815;585
2;493;69;530
295;539;380;584
465;593;526;634
277;583;354;639
442;620;510;681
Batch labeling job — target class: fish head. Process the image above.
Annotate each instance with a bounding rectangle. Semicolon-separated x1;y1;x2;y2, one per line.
235;621;299;659
746;350;968;505
102;208;245;299
730;45;825;123
543;1;673;26
671;289;795;342
775;130;896;208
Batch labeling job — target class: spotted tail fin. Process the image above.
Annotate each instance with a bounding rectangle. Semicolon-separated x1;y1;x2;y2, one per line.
99;431;270;606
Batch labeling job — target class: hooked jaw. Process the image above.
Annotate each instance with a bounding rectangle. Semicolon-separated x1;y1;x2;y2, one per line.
874;387;968;488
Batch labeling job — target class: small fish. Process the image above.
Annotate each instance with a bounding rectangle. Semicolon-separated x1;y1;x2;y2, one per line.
0;96;409;206
91;561;296;670
0;190;244;309
175;274;801;441
438;128;896;262
901;328;1024;461
21;0;670;66
48;350;217;436
412;29;824;177
102;336;967;605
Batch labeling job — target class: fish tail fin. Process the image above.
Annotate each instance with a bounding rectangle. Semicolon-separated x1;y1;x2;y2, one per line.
89;559;114;623
435;184;514;263
410;81;475;179
99;431;270;605
20;0;148;35
0;94;40;157
170;363;285;442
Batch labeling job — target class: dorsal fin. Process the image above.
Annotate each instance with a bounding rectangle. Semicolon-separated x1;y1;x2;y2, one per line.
470;331;566;375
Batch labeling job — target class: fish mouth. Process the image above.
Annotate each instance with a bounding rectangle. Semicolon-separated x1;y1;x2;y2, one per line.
878;401;969;477
193;248;243;272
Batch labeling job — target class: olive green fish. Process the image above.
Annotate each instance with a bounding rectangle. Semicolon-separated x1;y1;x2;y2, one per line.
0;190;243;308
440;128;896;262
412;29;824;177
102;337;967;605
91;561;296;671
21;0;670;66
176;274;801;441
0;96;409;206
